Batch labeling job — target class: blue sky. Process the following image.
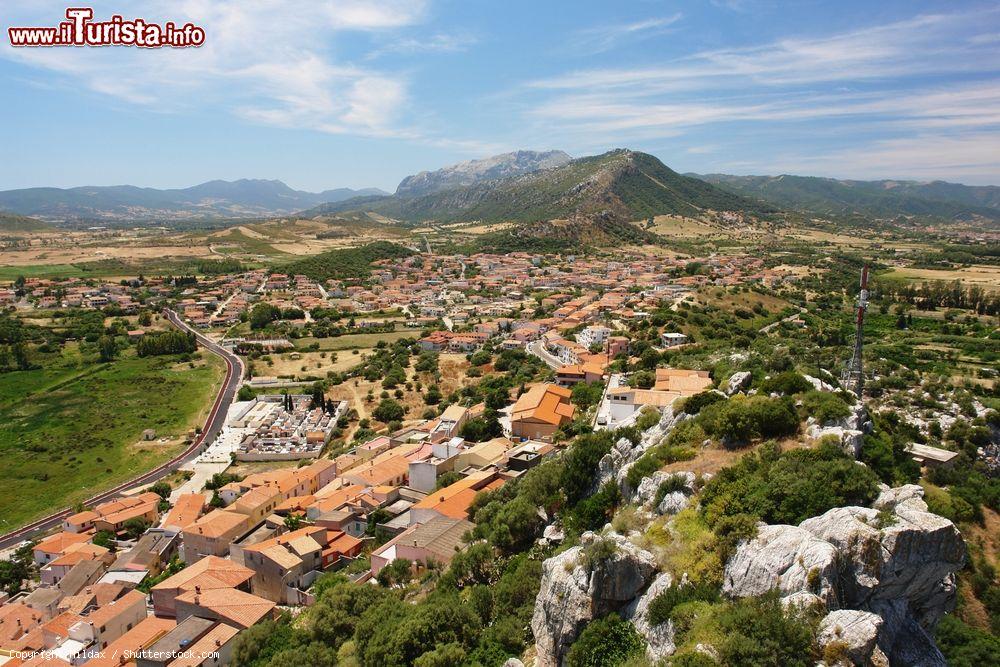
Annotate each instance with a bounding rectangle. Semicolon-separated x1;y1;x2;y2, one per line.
2;0;999;191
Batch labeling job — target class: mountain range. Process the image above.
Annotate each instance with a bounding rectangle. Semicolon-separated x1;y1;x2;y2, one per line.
0;180;388;222
303;149;766;225
395;149;572;197
694;173;1000;223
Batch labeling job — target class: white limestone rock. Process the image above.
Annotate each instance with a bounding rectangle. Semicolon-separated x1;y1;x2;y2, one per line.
725;371;752;396
723;523;839;605
625;572;676;663
817;610;886;666
531;531;658;667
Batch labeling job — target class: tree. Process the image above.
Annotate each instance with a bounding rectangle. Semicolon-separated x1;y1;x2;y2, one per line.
373;398;405;423
376;558;412;588
250;303;282;330
150;481;171;499
123;517;150;540
284;514;303;531
97;335;117;362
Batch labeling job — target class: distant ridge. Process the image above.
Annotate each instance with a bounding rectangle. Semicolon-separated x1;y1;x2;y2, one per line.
0;179;388;222
395;149;572;197
694;173;1000;223
303;149;767;226
0;211;51;232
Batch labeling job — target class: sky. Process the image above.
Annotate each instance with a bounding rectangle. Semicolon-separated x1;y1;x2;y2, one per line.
1;0;999;192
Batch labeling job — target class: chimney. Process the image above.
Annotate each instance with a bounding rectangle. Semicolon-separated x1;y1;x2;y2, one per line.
195;585;201;594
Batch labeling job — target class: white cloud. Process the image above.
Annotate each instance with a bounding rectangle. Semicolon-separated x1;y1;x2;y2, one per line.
514;8;1000;182
0;1;430;138
570;13;683;53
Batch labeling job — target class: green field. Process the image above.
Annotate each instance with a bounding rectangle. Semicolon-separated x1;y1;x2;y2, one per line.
293;328;417;352
0;344;224;529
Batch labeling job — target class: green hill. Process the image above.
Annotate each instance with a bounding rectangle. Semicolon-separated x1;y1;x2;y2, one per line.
695;173;1000;223
301;149;770;226
281;241;415;282
0;212;51;232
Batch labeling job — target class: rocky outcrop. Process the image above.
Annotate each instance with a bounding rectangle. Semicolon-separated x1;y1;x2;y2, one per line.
726;371;752;395
598;407;689;498
531;531;657;667
631;471;699;516
807;402;872;458
817;610;887;666
723;523;839;605
625;572;676;663
725;485;964;665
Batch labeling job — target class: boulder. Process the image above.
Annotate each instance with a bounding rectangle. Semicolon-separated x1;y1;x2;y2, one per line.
657;491;690;516
724;523;839;605
872;484;927;513
804;373;836;393
625;572;676;663
542;524;565;545
800;504;965;627
502;660;524;667
631;471;696;511
531;531;658;666
817;610;887;666
726;371;752;395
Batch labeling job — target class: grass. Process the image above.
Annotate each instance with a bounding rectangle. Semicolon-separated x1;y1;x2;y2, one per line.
293;329;416;351
0;345;225;529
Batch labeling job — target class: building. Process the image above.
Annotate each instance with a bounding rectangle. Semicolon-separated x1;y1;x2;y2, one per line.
181;510;253;564
234;526;327;605
660;332;689;347
370;517;475;576
174;587;276;630
151;556;254;619
510;384;575;442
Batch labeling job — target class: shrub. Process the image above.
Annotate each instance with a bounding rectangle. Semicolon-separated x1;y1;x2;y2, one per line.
700;440;880;527
654;474;690;507
800;390;851;424
648;583;720;626
682;390;725;415
700;395;799;447
759;371;813;395
564;613;643;667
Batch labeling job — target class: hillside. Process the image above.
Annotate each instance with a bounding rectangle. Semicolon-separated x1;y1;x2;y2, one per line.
696;173;1000;223
280;241;415;282
0;180;388;223
396;149;572;197
303;149;769;226
0;212;51;232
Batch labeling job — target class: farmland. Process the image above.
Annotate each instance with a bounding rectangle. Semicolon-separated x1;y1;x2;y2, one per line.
0;344;224;528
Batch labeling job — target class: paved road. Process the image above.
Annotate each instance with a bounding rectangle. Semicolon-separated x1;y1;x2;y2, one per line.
0;310;244;550
759;307;808;334
527;339;563;370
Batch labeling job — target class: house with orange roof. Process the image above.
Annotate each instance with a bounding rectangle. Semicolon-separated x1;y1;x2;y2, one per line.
84;615;175;667
510;384;575;442
410;470;503;525
227;486;282;526
0;604;45;650
555;362;606;387
162;620;239;667
161;494;206;533
151;555;254;619
65;589;146;651
606;369;712;425
63;493;163;534
137;616;239;667
92;496;160;537
181;510;252;565
39;543;113;585
174;587;276;630
231;526;327;604
341;454;409;488
33;532;91;566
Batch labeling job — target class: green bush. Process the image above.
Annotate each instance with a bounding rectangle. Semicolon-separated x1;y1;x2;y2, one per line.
654;474;690;507
648;583;720;626
700;440;880;527
565;613;643;667
699;395;799;447
759;371;813;396
800;390;851;424
682;390;725;415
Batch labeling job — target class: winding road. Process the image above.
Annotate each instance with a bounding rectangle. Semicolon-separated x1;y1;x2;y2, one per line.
0;310;244;550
